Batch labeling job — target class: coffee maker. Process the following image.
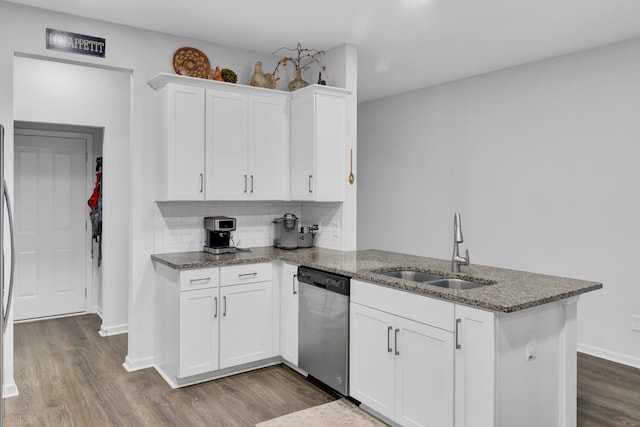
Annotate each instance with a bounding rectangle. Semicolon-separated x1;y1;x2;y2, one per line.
204;216;236;254
273;213;298;249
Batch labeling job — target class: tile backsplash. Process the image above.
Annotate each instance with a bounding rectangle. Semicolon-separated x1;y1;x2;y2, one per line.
154;200;344;253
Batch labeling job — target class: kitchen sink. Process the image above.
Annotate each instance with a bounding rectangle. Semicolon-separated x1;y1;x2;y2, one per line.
425;278;486;290
377;269;490;290
379;270;445;282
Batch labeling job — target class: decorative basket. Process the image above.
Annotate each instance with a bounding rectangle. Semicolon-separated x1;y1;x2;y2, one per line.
173;47;210;79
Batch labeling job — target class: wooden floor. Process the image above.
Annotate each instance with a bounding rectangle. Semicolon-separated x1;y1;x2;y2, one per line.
577;352;640;426
5;314;640;426
5;315;334;426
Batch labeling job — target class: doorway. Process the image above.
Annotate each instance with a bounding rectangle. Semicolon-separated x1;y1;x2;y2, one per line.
13;126;99;321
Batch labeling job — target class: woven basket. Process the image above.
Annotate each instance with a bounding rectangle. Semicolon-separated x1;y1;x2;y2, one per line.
173;47;210;79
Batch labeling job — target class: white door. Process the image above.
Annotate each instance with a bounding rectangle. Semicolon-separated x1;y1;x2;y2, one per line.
14;130;90;320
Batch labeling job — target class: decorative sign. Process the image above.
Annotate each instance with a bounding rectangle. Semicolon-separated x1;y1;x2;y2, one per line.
46;28;106;58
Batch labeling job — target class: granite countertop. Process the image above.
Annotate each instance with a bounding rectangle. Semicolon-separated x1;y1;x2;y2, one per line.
151;247;602;313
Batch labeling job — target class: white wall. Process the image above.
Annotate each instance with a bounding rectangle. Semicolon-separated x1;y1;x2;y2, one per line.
358;37;640;367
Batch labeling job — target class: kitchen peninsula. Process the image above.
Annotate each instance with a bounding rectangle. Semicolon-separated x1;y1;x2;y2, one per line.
152;247;601;427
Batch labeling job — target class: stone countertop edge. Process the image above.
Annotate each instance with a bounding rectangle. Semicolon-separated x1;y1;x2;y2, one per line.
151;247;602;313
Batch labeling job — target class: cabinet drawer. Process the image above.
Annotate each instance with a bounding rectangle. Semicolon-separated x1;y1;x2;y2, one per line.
221;263;272;286
179;267;220;291
351;279;454;332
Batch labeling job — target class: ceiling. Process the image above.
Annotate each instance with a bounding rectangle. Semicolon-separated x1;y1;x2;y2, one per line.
7;0;640;102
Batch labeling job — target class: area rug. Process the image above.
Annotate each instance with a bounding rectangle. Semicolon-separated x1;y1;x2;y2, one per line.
256;398;387;427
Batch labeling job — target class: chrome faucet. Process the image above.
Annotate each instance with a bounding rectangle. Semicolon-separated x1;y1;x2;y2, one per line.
452;212;470;273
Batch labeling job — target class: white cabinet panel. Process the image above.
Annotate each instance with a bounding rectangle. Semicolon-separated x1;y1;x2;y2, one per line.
220;262;272;286
350;302;396;420
280;263;299;365
454;304;495;427
179;267;220;291
179;287;219;377
156;83;205;201
205;90;249;200
220;281;274;369
396;317;454;427
249;94;290;200
290;92;315;200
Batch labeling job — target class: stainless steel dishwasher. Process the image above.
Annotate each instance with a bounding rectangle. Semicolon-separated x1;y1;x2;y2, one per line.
297;266;350;396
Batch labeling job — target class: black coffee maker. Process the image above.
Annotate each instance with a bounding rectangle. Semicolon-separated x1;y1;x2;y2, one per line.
204;216;236;254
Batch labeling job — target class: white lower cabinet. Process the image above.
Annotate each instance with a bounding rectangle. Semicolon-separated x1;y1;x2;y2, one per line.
219;280;274;368
154;262;276;388
350;302;454;427
279;263;299;366
350;279;455;427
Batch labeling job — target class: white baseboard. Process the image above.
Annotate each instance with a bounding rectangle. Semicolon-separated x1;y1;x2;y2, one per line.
123;355;155;372
3;382;19;398
99;323;128;337
578;343;640;369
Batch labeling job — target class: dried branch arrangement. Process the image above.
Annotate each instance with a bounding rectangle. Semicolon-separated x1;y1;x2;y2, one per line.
272;43;325;81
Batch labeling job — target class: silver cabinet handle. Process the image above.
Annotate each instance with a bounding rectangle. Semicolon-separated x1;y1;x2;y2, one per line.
387;326;393;353
238;272;258;278
214;297;218;318
223;296;227;317
199;173;204;193
250;175;254;193
293;274;297;295
308;175;313;193
243;175;247;193
455;318;462;349
394;328;400;355
3;182;15;333
189;277;211;284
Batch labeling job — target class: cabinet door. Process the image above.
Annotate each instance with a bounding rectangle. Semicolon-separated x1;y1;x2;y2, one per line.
179;287;219;378
454;305;495;427
163;84;205;201
280;263;299;365
314;93;346;202
205;90;249;200
349;302;396;421
290;91;315;200
249;94;290;200
395;317;454;427
219;281;274;369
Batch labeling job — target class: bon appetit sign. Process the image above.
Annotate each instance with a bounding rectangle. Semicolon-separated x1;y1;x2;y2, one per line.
46;28;106;58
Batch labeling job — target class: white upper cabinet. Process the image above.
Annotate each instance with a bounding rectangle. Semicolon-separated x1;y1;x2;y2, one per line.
206;90;289;200
290;85;350;202
155;83;205;201
149;74;347;202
